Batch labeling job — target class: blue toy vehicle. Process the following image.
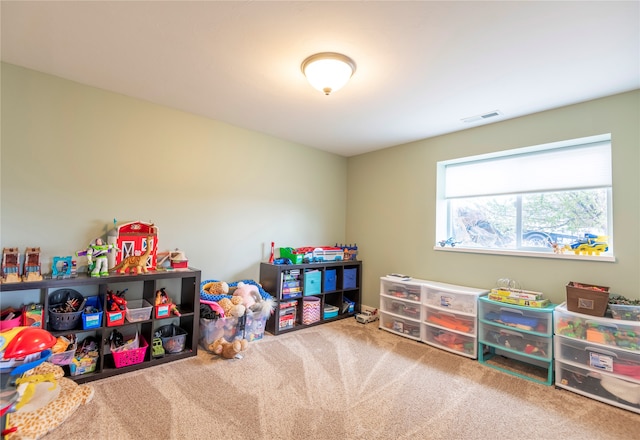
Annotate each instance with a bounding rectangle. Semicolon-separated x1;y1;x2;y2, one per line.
438;237;459;247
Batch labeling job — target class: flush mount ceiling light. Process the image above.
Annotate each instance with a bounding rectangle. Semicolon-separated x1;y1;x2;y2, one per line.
301;52;356;96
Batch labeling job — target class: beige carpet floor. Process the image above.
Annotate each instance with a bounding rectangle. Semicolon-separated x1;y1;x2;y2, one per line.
42;318;639;440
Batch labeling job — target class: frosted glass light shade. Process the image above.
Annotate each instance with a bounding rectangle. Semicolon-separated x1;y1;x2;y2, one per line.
301;53;356;95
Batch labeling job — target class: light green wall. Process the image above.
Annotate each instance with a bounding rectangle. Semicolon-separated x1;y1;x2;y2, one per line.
0;63;348;282
3;63;638;309
348;90;640;307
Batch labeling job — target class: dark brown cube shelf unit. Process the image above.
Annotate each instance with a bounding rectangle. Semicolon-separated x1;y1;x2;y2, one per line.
0;268;201;383
259;260;361;335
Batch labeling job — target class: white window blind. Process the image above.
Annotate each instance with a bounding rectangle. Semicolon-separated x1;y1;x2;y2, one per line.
444;138;611;199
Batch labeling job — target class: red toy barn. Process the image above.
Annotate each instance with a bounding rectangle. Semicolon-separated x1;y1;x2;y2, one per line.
107;221;158;271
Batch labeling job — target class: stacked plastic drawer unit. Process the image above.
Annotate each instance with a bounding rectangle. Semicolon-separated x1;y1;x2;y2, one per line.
379;277;422;341
378;276;487;359
422;281;487;359
478;296;556;385
554;303;640;414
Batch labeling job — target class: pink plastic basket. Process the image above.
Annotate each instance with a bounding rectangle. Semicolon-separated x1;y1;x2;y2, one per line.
112;335;148;368
0;311;22;331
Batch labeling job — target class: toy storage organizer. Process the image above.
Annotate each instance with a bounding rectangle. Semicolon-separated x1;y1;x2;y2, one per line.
478;296;556;386
379;277;487;359
198;279;272;351
554;302;640;413
259;260;362;335
0;268;201;384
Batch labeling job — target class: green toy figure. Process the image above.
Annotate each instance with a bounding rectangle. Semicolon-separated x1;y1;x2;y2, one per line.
86;238;117;277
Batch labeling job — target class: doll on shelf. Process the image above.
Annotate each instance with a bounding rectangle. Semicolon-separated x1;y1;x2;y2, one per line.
86;238;118;277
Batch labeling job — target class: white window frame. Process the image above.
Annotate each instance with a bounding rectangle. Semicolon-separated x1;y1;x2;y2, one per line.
435;134;614;262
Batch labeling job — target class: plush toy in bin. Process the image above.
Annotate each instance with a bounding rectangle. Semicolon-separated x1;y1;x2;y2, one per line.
217;297;245;318
232;282;261;309
202;281;229;296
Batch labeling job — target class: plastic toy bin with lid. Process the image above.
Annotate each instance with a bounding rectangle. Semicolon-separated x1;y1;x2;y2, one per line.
323;305;339;319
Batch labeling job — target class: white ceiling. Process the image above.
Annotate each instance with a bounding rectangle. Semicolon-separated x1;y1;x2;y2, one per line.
1;1;639;157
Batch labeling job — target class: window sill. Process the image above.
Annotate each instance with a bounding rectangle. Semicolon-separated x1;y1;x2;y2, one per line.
433;245;616;262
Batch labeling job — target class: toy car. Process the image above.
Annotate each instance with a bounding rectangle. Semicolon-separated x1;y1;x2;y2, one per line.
355;309;379;324
151;337;165;357
566;233;609;255
438;237;459;247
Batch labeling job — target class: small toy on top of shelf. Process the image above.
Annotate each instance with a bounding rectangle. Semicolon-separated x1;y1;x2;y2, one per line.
107;220;158;272
108;236;153;275
565;233;609;255
438;237;460;247
299;246;344;263
85;238;119;277
1;247;21;283
550;240;566;254
51;256;76;279
22;247;43;282
488;278;550;308
169;249;188;269
280;246;345;264
336;243;358;261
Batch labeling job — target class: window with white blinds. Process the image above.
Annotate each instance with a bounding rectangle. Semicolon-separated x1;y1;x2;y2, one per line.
436;134;613;257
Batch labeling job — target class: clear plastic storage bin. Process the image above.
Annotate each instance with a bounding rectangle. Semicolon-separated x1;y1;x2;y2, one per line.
125;299;153;323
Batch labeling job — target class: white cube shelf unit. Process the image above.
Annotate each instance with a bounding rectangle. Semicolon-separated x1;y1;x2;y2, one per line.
379;276;488;359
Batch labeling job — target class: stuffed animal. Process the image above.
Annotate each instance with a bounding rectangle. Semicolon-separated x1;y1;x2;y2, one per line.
203;281;229;296
6;362;94;440
217;296;245;318
208;337;248;359
232;281;262;310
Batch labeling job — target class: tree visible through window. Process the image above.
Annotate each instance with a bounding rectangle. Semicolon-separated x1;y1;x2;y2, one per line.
436;135;612;255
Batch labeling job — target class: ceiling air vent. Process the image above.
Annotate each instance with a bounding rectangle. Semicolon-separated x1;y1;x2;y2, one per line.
461;110;503;124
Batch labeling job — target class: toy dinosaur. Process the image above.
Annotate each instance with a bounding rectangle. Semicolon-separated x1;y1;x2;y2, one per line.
109;236;153;275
